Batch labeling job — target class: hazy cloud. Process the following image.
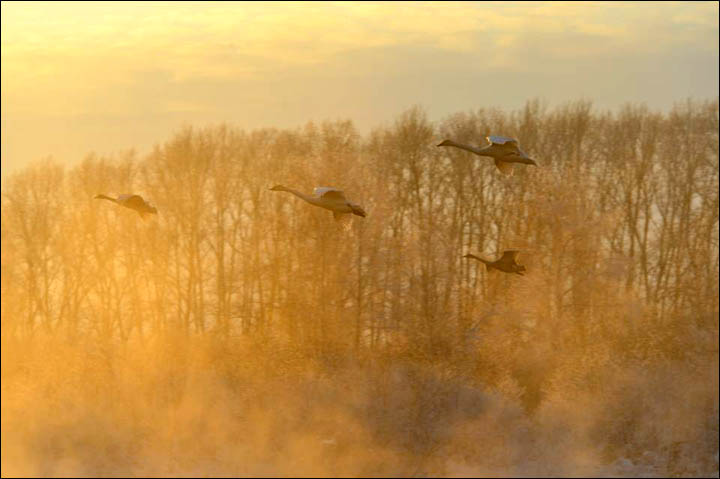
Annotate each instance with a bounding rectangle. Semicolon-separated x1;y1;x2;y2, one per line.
1;1;717;174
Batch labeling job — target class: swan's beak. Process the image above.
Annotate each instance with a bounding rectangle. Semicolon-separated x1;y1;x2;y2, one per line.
350;204;366;217
520;155;537;166
437;140;452;147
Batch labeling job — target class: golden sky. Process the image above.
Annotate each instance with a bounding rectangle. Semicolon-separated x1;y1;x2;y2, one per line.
1;1;718;174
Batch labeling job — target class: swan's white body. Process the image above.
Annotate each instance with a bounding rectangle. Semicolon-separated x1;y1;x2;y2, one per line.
486;135;518;146
313;187;341;198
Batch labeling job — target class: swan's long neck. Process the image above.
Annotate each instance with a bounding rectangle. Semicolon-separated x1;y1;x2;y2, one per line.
446;141;489;156
95;194;118;203
466;253;491;265
283;188;324;207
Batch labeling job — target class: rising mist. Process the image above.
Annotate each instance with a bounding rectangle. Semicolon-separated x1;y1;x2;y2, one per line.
1;100;718;477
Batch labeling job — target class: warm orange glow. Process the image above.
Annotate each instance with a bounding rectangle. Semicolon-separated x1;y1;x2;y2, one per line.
1;1;718;174
1;3;718;477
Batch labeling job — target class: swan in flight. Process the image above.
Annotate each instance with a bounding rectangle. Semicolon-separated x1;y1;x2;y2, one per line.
94;194;158;219
437;136;537;176
269;185;366;225
464;250;527;275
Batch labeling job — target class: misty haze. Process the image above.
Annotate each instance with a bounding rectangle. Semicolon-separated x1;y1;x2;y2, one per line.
1;2;718;478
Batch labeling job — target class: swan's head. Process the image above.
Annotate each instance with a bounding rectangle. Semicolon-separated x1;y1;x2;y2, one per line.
148;205;158;215
437;139;454;147
515;151;537;166
269;185;289;192
350;203;367;218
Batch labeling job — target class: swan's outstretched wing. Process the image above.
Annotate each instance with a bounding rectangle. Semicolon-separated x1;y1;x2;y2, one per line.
118;194;147;210
314;187;346;201
333;211;353;231
490;137;525;160
494;159;515;176
487;135;520;148
499;250;520;264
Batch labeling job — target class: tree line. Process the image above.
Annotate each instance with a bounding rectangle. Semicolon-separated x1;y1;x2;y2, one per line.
2;99;718;369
